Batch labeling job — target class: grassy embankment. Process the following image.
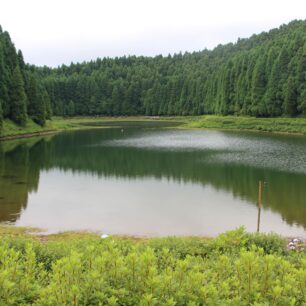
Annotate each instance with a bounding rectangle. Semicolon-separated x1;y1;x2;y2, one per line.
0;226;304;305
184;115;306;134
0;116;177;140
1;115;306;141
0;117;114;140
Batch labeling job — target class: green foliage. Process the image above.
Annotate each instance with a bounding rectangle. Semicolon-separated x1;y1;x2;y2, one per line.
0;99;3;130
0;228;304;305
26;74;46;126
43;90;52;120
66;100;75;117
284;76;298;116
9;66;27;126
186;115;306;134
0;27;51;128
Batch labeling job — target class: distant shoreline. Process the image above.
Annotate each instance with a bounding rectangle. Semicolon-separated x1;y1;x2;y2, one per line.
1;115;306;142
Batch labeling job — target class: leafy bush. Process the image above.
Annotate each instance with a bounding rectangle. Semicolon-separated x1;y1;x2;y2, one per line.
246;231;287;254
0;228;304;305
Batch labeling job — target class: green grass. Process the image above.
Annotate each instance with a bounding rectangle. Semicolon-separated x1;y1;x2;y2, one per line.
0;226;304;305
1;119;54;138
184;115;306;134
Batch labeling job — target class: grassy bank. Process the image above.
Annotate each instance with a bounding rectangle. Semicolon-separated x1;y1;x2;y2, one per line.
0;117;174;140
0;117;117;139
1;115;306;141
0;226;304;305
184;115;306;134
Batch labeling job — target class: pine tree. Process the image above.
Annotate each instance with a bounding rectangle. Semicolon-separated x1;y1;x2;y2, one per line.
284;76;298;116
43;90;52;120
111;85;122;115
67;100;75;116
0;99;3;131
0;43;10;117
297;87;306;115
9;65;27;125
265;59;283;116
251;56;267;116
27;74;46;126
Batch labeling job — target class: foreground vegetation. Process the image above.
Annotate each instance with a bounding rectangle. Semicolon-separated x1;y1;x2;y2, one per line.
0;226;304;305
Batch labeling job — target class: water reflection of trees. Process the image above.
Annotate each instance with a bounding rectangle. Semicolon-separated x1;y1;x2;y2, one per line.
0;129;305;229
0;138;45;222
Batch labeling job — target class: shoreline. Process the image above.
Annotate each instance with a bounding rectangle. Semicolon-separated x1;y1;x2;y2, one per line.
1;116;306;142
180;125;306;137
1;225;305;240
0;225;305;252
0;129;58;141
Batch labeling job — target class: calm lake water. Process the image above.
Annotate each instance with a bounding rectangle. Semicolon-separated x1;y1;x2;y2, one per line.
0;121;306;237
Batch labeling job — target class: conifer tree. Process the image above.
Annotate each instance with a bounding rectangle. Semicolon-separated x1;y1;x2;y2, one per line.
27;74;46;126
284;76;298;116
67;100;75;116
0;100;3;130
0;43;10;117
9;65;27;125
43;90;52;120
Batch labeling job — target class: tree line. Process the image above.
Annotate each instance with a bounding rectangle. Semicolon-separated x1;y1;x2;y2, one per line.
1;20;306;130
0;26;52;129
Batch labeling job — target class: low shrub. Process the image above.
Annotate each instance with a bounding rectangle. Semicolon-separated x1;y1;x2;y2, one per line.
0;228;304;305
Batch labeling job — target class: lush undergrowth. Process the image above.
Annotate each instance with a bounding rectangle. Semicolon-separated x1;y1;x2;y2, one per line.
185;116;306;134
0;117;105;138
0;227;304;305
0;119;53;138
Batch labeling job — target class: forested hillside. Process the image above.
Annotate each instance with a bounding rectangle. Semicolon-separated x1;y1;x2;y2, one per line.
0;26;52;129
38;20;306;118
0;20;306;131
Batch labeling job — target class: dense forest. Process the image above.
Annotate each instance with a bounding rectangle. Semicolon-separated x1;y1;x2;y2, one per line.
0;20;306;130
0;26;52;129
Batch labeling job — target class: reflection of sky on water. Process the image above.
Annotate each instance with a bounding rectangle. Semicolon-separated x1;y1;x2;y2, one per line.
15;169;306;237
106;130;306;174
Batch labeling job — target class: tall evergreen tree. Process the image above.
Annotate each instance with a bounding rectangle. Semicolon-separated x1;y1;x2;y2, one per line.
251;56;267;116
284;77;298;116
27;74;46;126
0;100;3;130
43;90;52;120
67;100;75;116
9;65;27;125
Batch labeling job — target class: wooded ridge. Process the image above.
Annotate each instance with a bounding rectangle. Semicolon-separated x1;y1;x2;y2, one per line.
0;20;305;130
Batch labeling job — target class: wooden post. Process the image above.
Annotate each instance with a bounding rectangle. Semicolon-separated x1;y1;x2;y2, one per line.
257;181;263;232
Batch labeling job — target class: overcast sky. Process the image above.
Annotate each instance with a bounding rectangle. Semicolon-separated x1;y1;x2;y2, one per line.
0;0;305;67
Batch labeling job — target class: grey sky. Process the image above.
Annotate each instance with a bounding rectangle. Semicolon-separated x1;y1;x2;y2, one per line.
1;0;305;67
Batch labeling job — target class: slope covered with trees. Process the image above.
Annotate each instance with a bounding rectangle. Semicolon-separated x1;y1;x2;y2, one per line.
0;26;52;130
0;20;305;132
39;20;306;118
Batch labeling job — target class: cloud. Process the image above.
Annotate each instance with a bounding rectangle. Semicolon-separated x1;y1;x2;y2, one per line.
0;0;305;66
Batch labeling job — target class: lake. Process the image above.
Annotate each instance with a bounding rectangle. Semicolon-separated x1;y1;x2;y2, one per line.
0;121;306;237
